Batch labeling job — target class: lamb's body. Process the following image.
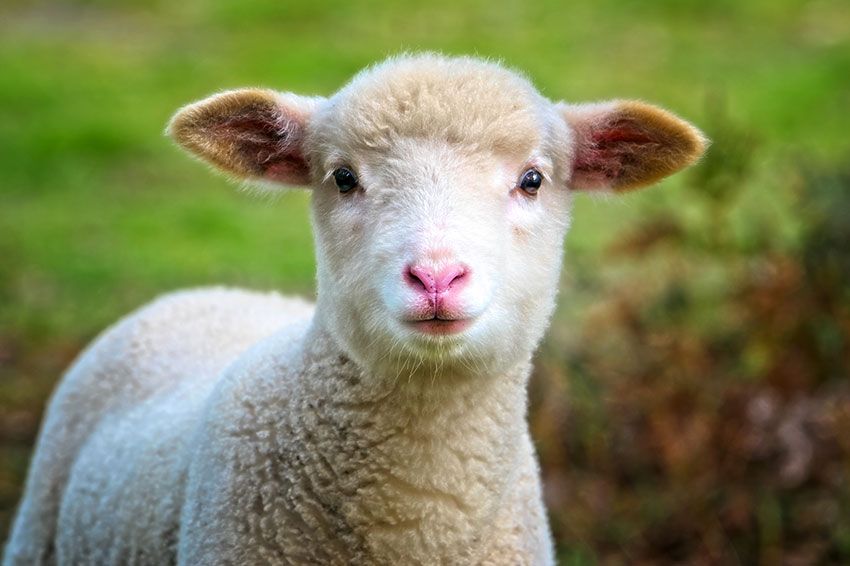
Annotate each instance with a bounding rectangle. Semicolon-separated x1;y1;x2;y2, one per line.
5;288;551;564
5;54;706;565
4;289;312;563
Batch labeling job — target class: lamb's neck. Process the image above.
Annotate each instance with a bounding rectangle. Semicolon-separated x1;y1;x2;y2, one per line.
289;321;532;561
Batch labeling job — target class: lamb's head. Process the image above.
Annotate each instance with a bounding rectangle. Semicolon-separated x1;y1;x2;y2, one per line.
168;54;706;379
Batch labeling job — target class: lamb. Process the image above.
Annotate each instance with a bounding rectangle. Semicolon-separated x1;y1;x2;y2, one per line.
3;54;706;565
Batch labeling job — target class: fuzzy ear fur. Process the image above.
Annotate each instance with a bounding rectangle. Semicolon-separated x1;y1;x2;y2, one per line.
167;89;322;187
560;100;707;192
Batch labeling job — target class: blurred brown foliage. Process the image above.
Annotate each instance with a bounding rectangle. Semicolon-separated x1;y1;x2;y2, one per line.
532;107;850;564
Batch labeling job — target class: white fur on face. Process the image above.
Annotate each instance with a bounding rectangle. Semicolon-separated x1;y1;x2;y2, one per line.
303;56;576;380
311;140;571;380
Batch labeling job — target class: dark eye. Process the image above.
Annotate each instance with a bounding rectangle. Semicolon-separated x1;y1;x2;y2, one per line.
333;167;358;193
518;168;543;195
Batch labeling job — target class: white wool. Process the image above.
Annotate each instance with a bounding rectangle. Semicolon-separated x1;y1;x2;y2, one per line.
5;53;706;565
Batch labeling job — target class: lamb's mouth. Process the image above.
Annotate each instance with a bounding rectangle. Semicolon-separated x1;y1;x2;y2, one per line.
406;317;473;336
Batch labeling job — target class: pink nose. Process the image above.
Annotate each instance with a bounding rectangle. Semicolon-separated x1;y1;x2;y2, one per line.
406;264;468;297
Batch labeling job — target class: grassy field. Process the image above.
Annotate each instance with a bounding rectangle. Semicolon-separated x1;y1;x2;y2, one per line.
1;0;849;561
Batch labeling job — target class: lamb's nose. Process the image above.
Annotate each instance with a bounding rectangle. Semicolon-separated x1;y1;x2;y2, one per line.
406;264;468;296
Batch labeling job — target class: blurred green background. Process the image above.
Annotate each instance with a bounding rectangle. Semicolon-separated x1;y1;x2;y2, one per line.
1;0;849;562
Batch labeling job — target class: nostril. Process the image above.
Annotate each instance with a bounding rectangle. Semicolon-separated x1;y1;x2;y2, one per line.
434;264;468;294
406;265;435;294
445;267;466;289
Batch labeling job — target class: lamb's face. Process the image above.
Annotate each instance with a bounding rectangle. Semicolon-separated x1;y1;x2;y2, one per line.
307;59;574;376
309;139;574;377
168;54;706;379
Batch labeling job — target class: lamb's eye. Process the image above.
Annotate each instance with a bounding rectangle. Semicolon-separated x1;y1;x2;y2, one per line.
333;167;358;193
518;169;543;195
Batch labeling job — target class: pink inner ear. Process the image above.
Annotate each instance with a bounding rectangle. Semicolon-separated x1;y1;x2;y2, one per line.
571;120;656;189
594;126;653;145
218;111;310;184
573;150;620;188
264;154;310;184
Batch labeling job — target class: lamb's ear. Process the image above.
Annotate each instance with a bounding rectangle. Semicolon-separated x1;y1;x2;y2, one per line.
559;100;707;192
167;89;323;187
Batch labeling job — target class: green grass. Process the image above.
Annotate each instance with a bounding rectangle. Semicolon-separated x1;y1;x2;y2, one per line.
1;0;848;555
